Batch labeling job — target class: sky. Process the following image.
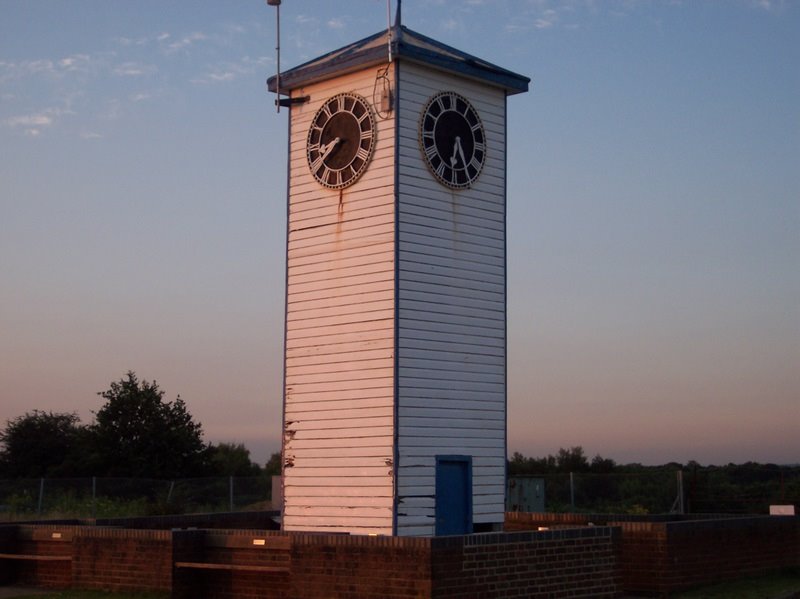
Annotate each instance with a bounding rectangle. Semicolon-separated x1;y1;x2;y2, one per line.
1;0;797;468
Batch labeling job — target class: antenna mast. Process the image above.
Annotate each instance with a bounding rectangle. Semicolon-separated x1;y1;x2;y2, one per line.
267;0;282;113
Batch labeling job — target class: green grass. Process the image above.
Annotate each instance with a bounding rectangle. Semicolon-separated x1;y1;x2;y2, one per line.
672;570;800;599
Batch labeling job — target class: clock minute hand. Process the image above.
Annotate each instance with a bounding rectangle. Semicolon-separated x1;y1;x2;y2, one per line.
320;136;341;160
450;136;465;168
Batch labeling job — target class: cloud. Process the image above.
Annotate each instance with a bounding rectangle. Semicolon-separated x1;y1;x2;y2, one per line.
58;54;91;71
327;18;346;30
749;0;786;11
191;56;272;85
115;36;149;47
4;107;68;136
80;131;103;139
166;32;208;53
534;9;559;29
6;113;53;128
112;62;157;77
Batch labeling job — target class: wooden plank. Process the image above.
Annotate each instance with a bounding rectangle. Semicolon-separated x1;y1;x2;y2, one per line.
288;425;393;441
287;318;393;342
284;485;393;498
0;554;71;561
288;415;393;432
174;562;289;573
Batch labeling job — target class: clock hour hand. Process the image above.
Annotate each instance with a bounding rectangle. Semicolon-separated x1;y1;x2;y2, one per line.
319;136;341;160
450;136;467;168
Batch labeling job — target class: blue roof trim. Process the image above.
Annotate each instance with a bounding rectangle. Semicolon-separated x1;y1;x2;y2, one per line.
267;25;529;96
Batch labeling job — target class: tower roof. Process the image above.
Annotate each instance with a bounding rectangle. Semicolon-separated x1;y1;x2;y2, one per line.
266;25;530;96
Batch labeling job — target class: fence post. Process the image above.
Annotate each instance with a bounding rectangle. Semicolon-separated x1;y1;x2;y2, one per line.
569;472;575;510
92;476;97;519
37;478;44;515
676;470;684;514
229;476;234;512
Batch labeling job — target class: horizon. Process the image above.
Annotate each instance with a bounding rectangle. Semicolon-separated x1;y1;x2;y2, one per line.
1;1;797;469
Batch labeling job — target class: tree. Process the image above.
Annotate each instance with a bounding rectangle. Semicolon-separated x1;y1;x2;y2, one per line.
208;443;261;477
0;411;86;477
93;371;207;478
556;446;589;472
264;452;281;477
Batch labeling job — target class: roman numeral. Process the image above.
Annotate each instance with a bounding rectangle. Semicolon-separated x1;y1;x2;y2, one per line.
424;143;438;161
356;146;370;162
310;154;324;174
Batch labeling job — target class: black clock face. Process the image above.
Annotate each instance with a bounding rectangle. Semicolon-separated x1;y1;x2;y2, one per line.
419;91;486;189
306;93;376;189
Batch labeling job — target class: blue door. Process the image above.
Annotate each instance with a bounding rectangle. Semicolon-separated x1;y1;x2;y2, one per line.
435;455;473;536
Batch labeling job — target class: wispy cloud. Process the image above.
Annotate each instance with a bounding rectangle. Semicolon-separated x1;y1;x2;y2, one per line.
327;18;346;30
4;106;71;136
191;56;272;85
112;61;157;77
534;9;559;29
166;31;208;53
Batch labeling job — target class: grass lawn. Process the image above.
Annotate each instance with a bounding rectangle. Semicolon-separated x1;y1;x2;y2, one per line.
8;572;800;599
672;570;800;599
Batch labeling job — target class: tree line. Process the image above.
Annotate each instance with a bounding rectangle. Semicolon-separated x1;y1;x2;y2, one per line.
508;446;799;514
0;371;280;480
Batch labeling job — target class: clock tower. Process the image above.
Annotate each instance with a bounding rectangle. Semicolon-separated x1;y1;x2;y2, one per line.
267;15;528;537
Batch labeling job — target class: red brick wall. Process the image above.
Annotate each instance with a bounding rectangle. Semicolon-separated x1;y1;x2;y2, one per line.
72;527;172;592
431;528;620;599
173;530;291;599
663;517;800;591
507;512;800;595
290;534;433;599
13;525;73;589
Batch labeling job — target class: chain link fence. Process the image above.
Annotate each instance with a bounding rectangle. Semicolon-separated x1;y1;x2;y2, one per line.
2;466;797;521
0;475;273;521
509;466;799;515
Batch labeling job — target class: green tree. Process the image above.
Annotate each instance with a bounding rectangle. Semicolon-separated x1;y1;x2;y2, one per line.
264;451;281;476
556;446;589;472
208;442;261;476
0;411;86;477
93;371;207;478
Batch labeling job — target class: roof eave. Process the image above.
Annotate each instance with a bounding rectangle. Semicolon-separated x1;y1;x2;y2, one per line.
266;26;530;96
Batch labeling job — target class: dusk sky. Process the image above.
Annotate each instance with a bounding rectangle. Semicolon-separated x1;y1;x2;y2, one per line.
1;0;797;467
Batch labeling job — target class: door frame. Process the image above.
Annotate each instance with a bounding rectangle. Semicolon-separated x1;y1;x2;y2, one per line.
435;454;473;536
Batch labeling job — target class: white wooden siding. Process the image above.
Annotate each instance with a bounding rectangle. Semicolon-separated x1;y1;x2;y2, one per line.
283;67;396;536
396;62;507;535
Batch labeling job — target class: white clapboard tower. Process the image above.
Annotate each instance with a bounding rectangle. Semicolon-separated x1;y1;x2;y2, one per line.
267;14;528;537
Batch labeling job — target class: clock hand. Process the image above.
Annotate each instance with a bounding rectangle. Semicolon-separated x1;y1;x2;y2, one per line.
319;136;341;160
450;136;465;168
456;137;467;169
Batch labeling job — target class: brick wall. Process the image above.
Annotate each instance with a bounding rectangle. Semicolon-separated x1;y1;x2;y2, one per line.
290;534;432;599
4;515;796;597
663;516;800;592
507;512;800;595
72;527;172;592
431;528;620;599
13;525;73;588
173;530;291;599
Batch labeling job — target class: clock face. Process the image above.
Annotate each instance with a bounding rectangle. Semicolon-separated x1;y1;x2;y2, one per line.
306;93;376;189
419;91;486;189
